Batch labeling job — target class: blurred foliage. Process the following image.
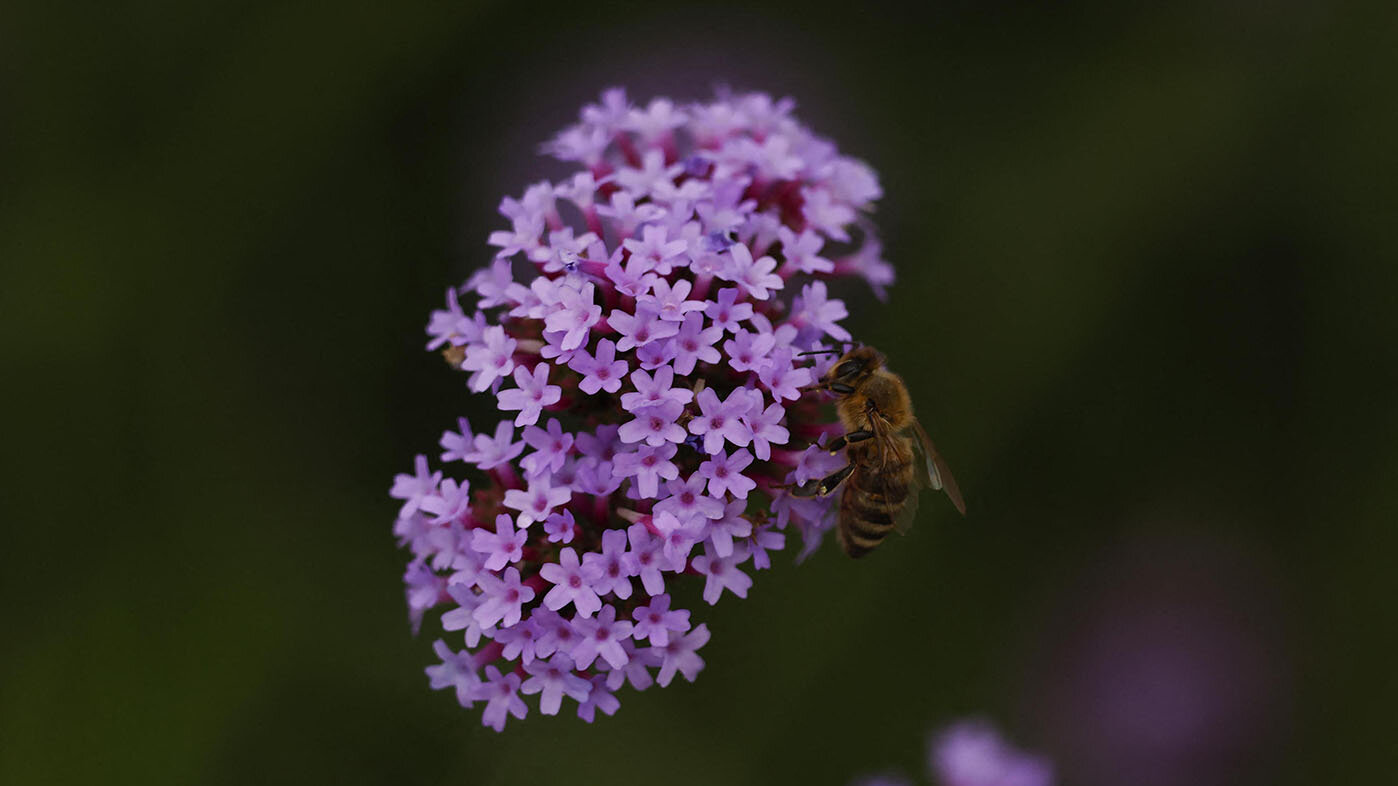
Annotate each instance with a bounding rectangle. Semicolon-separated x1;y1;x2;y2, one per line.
2;1;1395;784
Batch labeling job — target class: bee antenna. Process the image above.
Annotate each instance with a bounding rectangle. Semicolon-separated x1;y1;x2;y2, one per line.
798;349;843;357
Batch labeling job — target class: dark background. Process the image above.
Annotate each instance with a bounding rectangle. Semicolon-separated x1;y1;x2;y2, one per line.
4;1;1395;784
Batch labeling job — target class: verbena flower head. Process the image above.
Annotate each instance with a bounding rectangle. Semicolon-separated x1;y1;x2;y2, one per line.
392;87;892;731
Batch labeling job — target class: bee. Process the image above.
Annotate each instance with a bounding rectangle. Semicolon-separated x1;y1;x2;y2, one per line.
793;345;965;557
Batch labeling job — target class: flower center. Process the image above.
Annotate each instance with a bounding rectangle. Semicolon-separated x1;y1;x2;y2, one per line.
569;575;582;588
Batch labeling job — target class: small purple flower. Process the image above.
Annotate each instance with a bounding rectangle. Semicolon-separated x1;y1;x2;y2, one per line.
704;287;754;334
419;477;471;524
571;604;635;670
688;388;756;455
521;653;592;716
520;418;574;477
705;499;755;558
624;523;670;595
497;363;562;427
461;325;517;392
638;277;706;321
438;417;475;463
619;366;693;411
470;513;527;571
502;479;571;528
470;665;528;732
697;447;756;500
623;224;690;276
495;617;544;665
651;623;710;687
669;312;724;375
582;528;635;600
390;455;441;518
576;674;621;723
610;305;681;352
539;547;603;618
692;545;754;605
611;443;679;499
630;594;691;647
653;473;726;526
727;243;783;301
425;639;479;707
473;566;535;629
467;421;525;470
542;510;577;544
567;338;629;394
618;398;687;447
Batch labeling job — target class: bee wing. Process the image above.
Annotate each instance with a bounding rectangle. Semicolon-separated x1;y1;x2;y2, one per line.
911;419;966;516
867;411;923;536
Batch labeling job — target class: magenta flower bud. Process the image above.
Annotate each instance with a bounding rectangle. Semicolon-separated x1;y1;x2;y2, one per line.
394;87;894;730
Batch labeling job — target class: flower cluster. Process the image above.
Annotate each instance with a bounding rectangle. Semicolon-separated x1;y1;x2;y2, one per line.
392;87;892;730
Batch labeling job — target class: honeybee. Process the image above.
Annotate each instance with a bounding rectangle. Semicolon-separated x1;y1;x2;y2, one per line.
794;345;965;557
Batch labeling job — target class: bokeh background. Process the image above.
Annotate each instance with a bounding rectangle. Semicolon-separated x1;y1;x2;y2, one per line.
4;1;1395;784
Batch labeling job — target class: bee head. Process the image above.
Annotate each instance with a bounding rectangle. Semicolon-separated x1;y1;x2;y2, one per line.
824;345;883;386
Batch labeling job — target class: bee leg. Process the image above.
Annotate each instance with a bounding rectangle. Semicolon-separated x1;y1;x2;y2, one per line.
791;464;855;497
828;430;874;453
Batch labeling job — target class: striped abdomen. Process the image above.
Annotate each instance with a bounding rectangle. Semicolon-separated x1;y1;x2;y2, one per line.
837;437;915;558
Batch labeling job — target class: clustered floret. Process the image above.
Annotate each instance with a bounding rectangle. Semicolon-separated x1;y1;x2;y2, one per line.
392;87;893;730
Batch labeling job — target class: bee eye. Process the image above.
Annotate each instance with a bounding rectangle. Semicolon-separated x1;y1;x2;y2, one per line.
835;360;863;378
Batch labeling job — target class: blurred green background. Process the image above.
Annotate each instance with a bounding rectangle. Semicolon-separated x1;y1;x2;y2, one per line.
4;1;1395;784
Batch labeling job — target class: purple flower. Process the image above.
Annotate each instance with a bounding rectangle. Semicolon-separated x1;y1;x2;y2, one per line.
653;472;725;526
466;421;525;470
638;277;706;321
930;720;1055;786
670;312;724;375
697;447;757;500
581;528;635;600
539;547;603;618
470;666;528;732
624;523;671;595
618;398;687;447
520;418;574;477
497;363;562;427
425;639;479;707
704;287;754;334
619;366;693;411
470;514;526;571
727;244;783;300
521;653;592;716
610;305;680;352
688;388;756;455
396;88;897;730
623;224;690;277
692;544;754;604
611;443;679;499
390;455;441;518
576;674;620;723
419;477;471;525
567;338;629;394
542;510;577;544
571;604;635;670
502;479;571;528
474;567;535;629
705;499;755;558
438;417;475;463
630;594;690;647
651;623;710;687
461;325;517;392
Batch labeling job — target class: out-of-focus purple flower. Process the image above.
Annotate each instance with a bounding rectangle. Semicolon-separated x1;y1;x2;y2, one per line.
394;87;895;730
930;720;1054;786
